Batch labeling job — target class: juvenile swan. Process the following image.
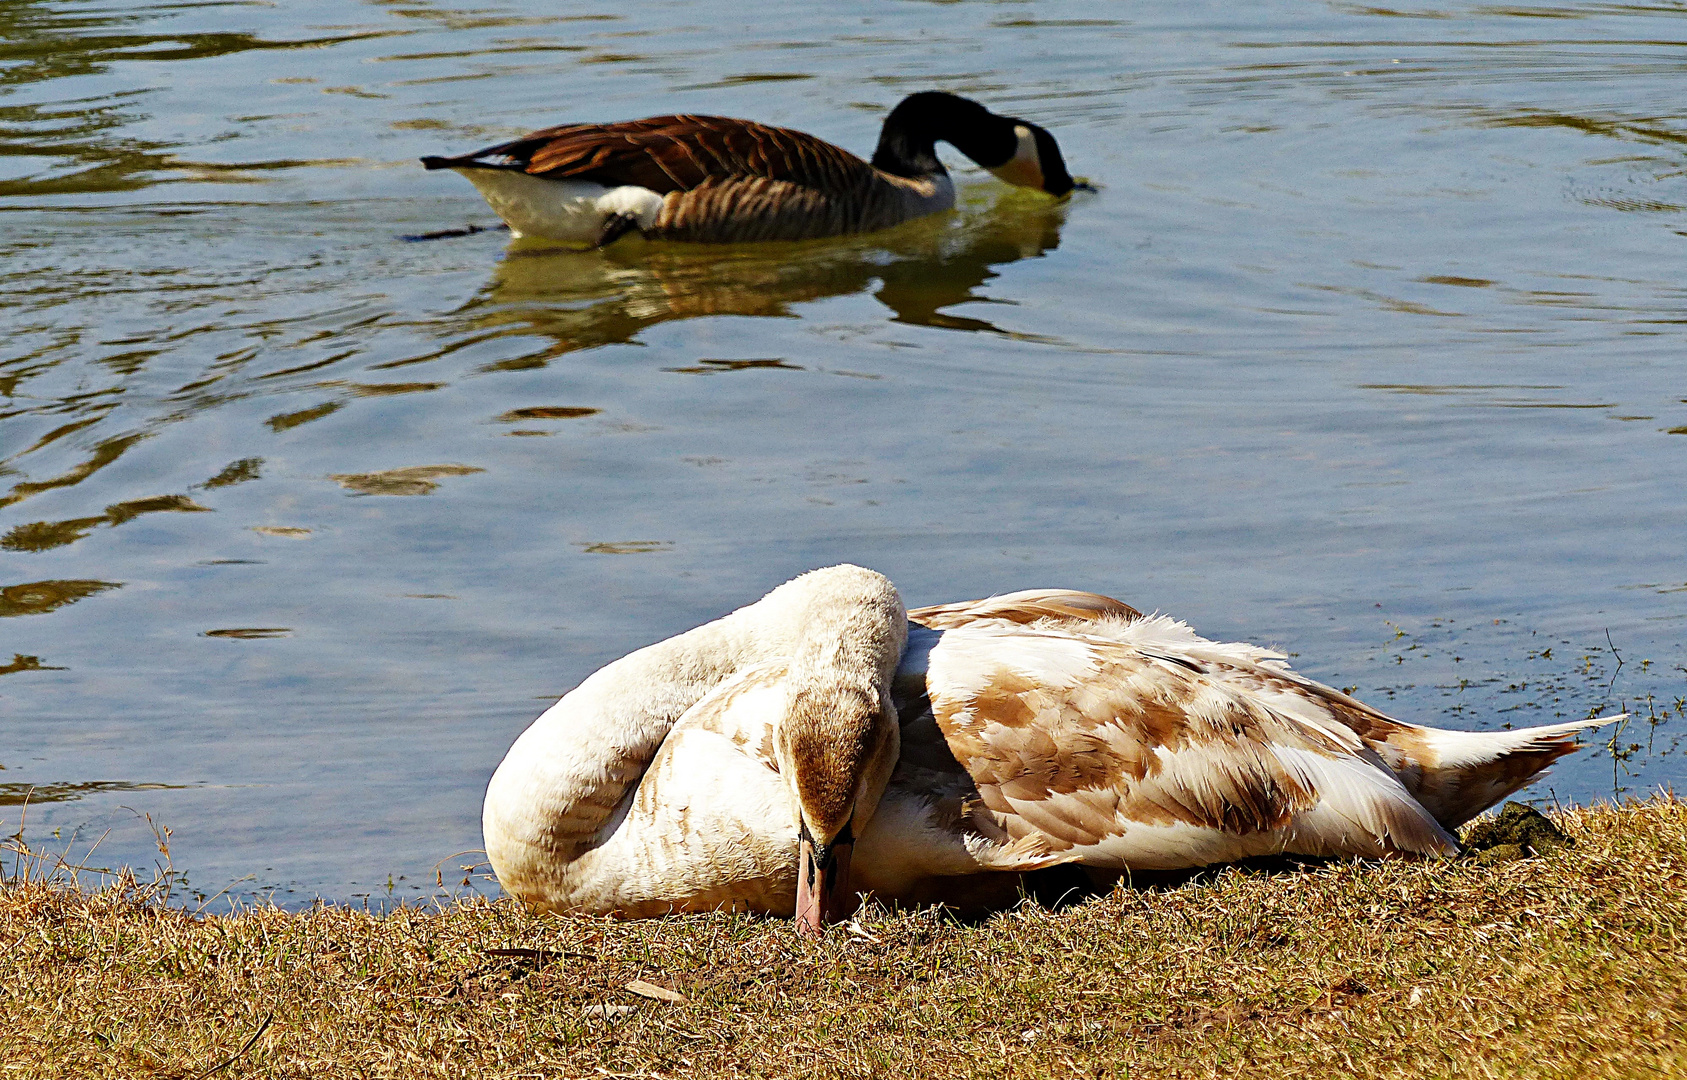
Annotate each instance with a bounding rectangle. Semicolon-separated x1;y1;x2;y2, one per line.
423;92;1082;246
483;568;1613;930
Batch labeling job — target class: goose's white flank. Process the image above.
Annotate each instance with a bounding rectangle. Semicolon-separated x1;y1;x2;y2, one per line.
482;566;1615;931
422;92;1083;246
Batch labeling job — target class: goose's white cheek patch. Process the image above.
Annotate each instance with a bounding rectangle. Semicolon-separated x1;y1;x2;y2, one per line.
986;125;1045;189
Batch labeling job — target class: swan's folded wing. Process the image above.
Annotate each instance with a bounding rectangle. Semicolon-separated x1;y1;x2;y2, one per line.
921;624;1456;867
909;589;1143;630
459;115;880;195
1079;614;1600;827
666;659;789;771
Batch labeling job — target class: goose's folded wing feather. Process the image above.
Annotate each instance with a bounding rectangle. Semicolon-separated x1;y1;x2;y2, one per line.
921;623;1456;866
455;115;879;195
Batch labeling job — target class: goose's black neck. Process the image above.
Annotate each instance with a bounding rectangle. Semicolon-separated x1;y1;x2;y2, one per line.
870;92;1019;179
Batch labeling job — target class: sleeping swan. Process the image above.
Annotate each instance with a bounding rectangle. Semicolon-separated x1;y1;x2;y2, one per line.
483;566;1612;930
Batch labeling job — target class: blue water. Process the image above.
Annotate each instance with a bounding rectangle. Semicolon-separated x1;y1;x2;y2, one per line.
2;0;1683;907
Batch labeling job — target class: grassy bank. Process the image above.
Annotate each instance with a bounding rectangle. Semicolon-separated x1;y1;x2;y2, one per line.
2;798;1683;1079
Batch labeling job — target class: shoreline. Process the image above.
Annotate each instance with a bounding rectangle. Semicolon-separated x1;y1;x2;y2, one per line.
3;797;1682;1078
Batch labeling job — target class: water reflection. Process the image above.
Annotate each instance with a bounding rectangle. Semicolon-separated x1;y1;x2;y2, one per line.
201;628;291;639
495;406;600;421
1;493;209;552
1;432;149;512
0;1;388;197
202;458;263;489
0;654;62;676
0;579;121;617
2;187;1068;526
434;187;1070;371
0;780;192;807
327;464;485;496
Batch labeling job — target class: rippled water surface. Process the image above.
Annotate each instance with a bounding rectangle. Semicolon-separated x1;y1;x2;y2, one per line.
4;0;1685;906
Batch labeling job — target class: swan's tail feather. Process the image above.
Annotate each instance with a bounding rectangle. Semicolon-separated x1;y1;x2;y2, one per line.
1382;715;1620;830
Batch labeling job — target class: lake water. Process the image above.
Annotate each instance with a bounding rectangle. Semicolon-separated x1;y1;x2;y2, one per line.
3;0;1684;908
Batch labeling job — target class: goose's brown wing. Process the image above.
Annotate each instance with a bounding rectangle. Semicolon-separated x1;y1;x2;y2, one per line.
454;114;879;195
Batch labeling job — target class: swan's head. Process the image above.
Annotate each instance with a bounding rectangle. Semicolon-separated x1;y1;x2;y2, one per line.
773;678;900;934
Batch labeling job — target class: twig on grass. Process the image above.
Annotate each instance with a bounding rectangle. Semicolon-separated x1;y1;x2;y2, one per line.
189;1011;273;1080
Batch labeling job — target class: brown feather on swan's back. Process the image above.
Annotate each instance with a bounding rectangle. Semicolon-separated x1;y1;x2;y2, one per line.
910;589;1144;630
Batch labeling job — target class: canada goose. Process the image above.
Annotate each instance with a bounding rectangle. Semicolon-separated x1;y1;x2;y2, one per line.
482;567;1614;930
421;92;1083;246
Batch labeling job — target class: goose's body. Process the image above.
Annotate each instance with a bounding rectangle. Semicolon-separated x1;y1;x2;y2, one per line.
483;568;1612;924
423;93;1078;246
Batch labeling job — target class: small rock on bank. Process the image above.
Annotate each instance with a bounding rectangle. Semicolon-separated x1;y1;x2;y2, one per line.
1462;801;1573;864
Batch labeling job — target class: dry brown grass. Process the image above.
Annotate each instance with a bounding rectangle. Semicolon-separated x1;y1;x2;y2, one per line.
3;798;1684;1079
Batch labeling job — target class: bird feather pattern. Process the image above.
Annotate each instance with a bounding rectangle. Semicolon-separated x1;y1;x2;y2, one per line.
465;115;881;196
483;571;1614;920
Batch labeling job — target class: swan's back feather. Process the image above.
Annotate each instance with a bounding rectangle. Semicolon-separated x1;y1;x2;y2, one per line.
910;589;1144;630
922;622;1459;864
1076;613;1613;829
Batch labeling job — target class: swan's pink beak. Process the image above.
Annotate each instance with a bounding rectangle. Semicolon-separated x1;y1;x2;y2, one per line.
795;831;854;934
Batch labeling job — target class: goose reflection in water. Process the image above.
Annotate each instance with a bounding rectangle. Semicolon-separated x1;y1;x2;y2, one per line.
453;184;1071;370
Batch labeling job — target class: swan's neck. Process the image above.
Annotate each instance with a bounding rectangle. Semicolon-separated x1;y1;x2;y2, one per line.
482;610;759;902
481;564;905;911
